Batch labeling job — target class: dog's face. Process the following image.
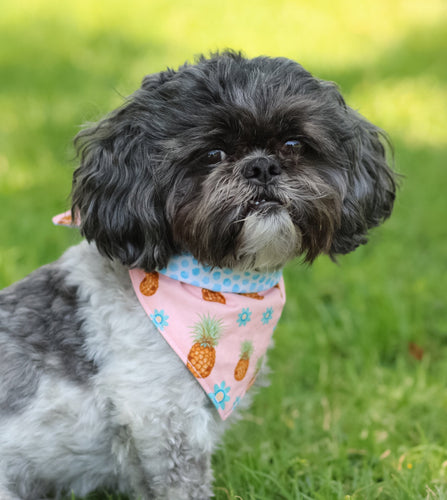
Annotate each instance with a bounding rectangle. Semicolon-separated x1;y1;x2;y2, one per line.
72;52;396;272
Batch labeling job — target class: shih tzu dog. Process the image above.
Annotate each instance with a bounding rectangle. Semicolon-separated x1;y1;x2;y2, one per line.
0;51;396;500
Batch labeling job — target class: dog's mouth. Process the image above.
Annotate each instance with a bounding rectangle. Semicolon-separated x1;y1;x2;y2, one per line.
247;195;283;212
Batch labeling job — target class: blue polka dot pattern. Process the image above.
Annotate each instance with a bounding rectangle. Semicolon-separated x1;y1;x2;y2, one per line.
158;253;282;293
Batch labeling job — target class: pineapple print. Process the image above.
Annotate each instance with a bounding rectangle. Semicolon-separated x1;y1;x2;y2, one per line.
140;272;159;296
202;288;226;304
187;314;223;378
240;292;264;300
234;340;254;381
59;213;73;226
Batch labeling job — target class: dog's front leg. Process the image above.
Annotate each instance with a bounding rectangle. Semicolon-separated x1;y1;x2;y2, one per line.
126;420;215;500
110;396;219;500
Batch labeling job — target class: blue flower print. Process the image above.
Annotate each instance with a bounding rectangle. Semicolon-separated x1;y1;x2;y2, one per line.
237;308;252;327
208;381;231;410
150;309;169;331
261;307;274;325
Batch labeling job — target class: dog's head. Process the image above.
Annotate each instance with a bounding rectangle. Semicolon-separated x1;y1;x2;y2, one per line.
72;51;396;272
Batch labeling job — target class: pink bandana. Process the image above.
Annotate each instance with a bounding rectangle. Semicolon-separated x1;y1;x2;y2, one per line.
53;211;286;420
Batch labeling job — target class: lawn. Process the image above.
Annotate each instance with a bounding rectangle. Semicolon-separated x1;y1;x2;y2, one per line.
1;1;446;499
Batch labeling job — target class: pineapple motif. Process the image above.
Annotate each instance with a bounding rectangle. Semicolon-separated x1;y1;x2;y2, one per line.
234;340;254;381
202;288;226;304
240;292;264;300
187;314;223;378
59;213;73;226
140;272;159;296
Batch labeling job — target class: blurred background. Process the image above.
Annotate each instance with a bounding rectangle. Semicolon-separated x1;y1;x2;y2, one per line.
1;1;446;498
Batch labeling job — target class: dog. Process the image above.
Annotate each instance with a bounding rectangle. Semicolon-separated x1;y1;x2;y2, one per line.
0;51;396;499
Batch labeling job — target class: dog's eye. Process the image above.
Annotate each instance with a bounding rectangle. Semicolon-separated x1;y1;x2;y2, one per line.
206;150;226;165
283;139;302;152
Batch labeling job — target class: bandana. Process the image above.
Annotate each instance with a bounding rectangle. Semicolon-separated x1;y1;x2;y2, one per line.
53;211;286;420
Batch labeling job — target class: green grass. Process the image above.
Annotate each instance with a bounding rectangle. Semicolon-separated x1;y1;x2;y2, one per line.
1;1;447;498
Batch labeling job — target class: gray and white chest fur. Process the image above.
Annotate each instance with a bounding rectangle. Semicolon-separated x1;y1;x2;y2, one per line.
0;241;234;499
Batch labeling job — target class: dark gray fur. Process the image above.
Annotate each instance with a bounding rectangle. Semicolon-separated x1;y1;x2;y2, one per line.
0;263;97;413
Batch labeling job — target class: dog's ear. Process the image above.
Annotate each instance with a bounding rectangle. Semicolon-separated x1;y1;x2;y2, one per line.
71;75;178;271
329;106;397;256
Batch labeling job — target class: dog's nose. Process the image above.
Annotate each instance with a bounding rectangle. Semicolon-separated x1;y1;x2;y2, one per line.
242;157;282;185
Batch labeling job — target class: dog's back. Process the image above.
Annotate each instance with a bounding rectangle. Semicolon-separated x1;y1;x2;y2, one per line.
0;245;119;497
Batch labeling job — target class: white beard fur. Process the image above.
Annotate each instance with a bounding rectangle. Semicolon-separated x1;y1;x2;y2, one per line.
236;209;301;272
